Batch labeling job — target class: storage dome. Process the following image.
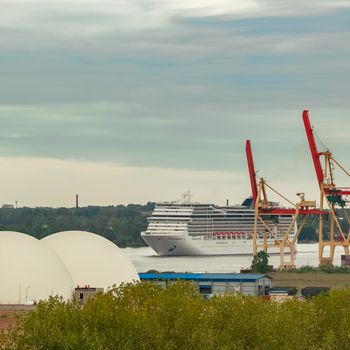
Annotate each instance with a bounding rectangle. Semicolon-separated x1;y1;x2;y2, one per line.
0;231;73;304
42;230;139;290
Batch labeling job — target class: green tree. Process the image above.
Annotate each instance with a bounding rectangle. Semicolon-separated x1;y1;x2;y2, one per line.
7;282;350;350
251;250;270;273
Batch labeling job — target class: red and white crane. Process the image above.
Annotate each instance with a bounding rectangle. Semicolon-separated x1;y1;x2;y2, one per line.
302;110;350;265
246;139;326;269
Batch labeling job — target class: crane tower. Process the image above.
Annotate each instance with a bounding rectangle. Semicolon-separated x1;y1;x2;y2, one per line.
246;140;326;269
302;110;350;265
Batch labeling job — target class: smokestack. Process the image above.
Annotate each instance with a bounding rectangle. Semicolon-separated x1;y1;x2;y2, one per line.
226;199;229;206
76;194;79;209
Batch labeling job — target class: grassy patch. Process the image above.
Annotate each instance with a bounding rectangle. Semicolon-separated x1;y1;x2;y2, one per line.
279;265;350;274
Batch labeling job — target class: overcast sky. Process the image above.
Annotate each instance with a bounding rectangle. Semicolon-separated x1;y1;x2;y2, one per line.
1;0;350;207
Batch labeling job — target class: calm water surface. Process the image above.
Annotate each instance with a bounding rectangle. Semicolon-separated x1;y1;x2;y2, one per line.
123;244;345;273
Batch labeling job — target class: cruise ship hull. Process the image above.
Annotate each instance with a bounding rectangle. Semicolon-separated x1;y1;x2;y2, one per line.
141;232;288;256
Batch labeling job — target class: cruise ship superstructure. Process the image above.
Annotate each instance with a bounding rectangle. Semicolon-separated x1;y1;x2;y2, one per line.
141;197;296;256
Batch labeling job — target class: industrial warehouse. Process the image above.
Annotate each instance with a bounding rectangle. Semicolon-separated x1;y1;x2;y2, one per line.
139;273;272;297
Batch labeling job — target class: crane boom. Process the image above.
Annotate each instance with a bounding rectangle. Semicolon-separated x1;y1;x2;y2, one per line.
302;110;324;186
245;140;257;204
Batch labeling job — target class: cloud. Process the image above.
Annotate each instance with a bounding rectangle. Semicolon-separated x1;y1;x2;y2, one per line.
0;0;349;206
1;0;350;39
0;156;247;207
0;153;326;208
0;0;258;36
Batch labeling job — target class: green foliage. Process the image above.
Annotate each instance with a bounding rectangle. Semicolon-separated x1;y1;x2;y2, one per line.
318;265;350;274
251;250;270;273
0;203;155;247
6;283;350;350
279;265;350;274
296;265;318;273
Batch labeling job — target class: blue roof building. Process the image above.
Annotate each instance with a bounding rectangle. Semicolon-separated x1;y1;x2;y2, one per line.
139;273;271;297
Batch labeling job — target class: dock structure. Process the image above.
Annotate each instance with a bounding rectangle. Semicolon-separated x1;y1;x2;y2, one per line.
139;273;271;298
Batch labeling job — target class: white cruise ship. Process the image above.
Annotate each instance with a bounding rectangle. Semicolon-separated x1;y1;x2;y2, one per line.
141;197;296;256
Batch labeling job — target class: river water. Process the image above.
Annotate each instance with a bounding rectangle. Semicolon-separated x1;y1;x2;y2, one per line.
123;244;345;273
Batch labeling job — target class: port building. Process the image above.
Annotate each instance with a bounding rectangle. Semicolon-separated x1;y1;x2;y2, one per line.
139;273;271;297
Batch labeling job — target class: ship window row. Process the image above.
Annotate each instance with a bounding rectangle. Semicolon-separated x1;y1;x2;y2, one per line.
212;231;293;240
152;211;291;220
149;227;189;230
147;229;187;233
147;230;187;234
150;218;259;223
154;208;290;215
153;215;192;219
150;214;293;220
187;223;293;229
154;209;194;212
187;225;294;230
212;232;254;240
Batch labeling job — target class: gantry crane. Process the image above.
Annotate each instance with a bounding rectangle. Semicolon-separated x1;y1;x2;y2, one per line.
246;140;327;269
303;110;350;265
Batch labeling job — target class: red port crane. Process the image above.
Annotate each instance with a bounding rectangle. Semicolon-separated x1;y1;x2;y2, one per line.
246;140;258;204
246;140;326;269
302;110;350;265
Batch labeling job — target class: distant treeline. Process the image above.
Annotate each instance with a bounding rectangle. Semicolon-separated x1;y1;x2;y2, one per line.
0;203;155;247
0;204;346;246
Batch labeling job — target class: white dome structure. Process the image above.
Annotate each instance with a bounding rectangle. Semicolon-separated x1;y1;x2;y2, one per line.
0;231;73;304
42;231;139;290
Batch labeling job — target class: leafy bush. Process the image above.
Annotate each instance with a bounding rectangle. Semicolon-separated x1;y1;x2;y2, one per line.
7;282;350;350
251;250;270;273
